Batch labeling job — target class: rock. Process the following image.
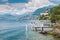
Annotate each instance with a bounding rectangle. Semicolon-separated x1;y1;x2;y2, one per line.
53;33;60;38
39;31;48;34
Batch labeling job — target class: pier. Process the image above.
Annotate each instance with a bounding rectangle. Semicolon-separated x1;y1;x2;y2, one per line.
29;20;52;32
32;27;53;31
25;20;53;34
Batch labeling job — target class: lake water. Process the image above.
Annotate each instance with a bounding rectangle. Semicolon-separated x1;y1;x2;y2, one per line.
0;20;60;40
0;21;26;40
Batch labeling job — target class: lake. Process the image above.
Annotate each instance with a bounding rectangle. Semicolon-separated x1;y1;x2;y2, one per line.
0;20;60;40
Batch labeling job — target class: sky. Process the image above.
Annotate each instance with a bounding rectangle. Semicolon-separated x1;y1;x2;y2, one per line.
49;0;60;4
0;0;59;15
0;0;29;4
8;0;29;3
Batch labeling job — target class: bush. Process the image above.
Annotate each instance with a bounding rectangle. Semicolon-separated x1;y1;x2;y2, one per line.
48;31;53;35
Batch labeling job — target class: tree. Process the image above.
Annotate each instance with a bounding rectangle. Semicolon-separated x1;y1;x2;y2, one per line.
49;5;60;23
39;15;47;20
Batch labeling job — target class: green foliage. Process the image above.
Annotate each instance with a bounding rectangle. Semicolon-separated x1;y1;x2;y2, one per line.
49;5;60;23
53;5;60;15
50;13;56;22
38;5;60;22
39;15;47;20
56;15;60;20
48;31;53;35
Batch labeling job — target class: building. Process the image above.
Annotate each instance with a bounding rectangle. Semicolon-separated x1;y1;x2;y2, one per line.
40;13;48;16
40;12;49;19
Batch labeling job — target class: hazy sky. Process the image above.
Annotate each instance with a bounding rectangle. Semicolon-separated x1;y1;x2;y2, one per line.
0;0;59;15
0;0;60;4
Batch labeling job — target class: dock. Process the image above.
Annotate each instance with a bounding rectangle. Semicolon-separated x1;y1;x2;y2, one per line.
32;27;53;31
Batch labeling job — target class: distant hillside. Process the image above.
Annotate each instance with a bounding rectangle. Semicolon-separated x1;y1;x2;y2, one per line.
0;5;55;20
33;5;54;16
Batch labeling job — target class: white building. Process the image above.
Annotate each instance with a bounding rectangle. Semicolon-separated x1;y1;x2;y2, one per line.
40;13;48;16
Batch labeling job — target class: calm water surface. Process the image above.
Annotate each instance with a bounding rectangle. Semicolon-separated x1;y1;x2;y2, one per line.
0;20;60;40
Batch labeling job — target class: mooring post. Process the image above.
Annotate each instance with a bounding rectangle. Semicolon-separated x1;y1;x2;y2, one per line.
42;27;44;31
35;27;37;31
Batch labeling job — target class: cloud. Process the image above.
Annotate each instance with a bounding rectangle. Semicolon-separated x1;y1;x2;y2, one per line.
22;0;56;13
0;0;56;15
49;0;60;4
2;0;8;2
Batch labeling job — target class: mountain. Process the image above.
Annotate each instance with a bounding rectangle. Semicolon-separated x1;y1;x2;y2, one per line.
0;5;55;21
33;5;54;16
